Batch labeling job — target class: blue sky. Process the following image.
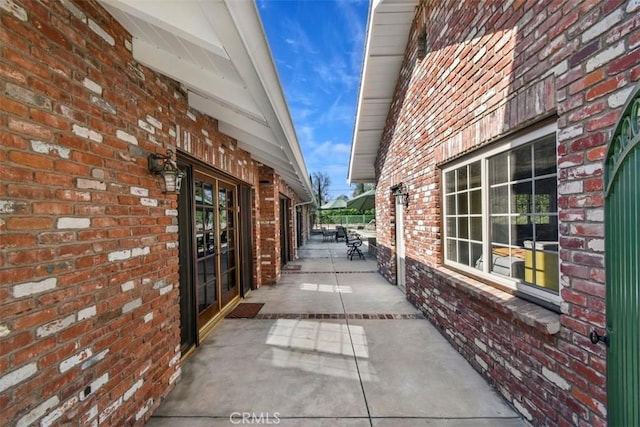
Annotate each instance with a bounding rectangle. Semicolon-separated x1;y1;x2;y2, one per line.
257;0;369;199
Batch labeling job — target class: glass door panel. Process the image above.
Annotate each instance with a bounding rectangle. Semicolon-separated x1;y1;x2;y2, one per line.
219;182;238;305
191;173;240;331
195;178;219;328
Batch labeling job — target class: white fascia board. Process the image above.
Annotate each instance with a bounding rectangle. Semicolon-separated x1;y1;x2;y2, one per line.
228;4;308;182
218;121;306;179
188;91;276;145
235;141;311;200
348;0;376;184
100;0;227;59
235;140;298;183
191;96;313;201
203;0;313;198
218;122;281;151
133;38;263;121
350;168;377;183
348;0;417;184
236;142;298;181
217;122;313;190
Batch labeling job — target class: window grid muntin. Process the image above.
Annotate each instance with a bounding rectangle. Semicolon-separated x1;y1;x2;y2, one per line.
443;161;482;269
442;127;560;304
488;137;558;289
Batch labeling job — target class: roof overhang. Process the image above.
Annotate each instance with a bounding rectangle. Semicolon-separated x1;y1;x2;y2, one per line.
99;0;314;202
348;0;418;183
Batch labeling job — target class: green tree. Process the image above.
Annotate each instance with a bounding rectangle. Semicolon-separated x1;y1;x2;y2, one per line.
352;183;375;197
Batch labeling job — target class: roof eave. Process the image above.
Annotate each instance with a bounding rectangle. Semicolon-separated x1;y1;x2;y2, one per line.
222;0;315;202
347;0;418;184
99;0;315;203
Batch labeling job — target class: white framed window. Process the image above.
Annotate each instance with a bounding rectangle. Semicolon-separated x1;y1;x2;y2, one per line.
442;122;560;307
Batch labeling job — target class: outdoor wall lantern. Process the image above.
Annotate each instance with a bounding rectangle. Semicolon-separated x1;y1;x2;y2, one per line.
393;184;410;209
148;149;184;194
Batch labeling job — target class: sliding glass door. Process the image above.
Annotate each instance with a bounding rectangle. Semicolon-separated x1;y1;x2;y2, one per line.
195;175;220;328
182;171;240;336
218;181;238;306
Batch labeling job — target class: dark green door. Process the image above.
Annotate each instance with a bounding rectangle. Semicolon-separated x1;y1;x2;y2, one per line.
604;83;639;427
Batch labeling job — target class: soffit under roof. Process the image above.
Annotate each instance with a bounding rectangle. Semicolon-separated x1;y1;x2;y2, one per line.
99;0;314;202
348;0;418;183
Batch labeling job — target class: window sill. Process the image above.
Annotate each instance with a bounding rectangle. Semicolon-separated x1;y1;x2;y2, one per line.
432;265;561;336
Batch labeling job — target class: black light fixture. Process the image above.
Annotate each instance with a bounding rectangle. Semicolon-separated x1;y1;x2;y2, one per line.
417;28;428;60
148;149;184;194
393;184;410;209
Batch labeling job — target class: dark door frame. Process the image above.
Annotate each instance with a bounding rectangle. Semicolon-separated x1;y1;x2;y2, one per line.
177;153;249;351
239;185;255;296
296;206;303;248
177;161;197;353
279;196;290;267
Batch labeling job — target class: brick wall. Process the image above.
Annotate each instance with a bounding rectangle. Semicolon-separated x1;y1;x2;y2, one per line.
277;176;297;265
257;166;298;285
0;0;288;425
258;166;278;285
374;0;639;425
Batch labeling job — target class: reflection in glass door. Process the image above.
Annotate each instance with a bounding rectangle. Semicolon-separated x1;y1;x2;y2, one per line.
219;182;237;305
195;178;219;328
188;171;240;335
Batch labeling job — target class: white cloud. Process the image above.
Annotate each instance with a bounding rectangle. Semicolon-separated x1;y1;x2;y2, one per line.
317;95;355;125
297;125;315;146
312;54;360;93
306;141;351;172
258;0;368;198
310;141;350;157
336;0;367;72
291;107;316;122
282;20;318;55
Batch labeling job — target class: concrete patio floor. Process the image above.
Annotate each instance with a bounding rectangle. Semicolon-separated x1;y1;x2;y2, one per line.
146;235;524;426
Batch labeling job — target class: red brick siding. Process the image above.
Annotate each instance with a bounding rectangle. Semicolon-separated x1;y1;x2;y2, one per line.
374;0;638;425
0;0;299;425
277;176;298;265
257;166;298;285
258;166;278;285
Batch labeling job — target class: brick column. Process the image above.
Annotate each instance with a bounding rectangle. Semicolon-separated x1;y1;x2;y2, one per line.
257;166;278;285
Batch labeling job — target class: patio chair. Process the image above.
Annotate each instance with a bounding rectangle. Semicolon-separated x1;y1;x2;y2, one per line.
345;233;364;260
335;226;347;242
321;227;335;242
